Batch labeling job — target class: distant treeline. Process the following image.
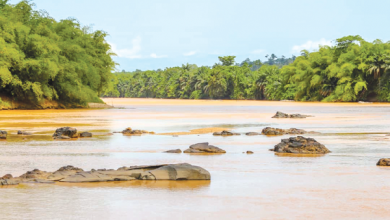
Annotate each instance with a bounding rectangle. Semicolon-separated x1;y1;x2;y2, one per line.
0;0;115;107
103;35;390;102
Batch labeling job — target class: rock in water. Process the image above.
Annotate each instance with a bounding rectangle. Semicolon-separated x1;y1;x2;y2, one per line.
0;130;7;139
246;132;260;136
1;164;211;185
19;169;52;179
139;163;210;180
79;132;92;137
377;158;390;166
53;127;78;139
183;142;226;153
213;131;240;136
273;136;330;154
47;165;84;181
17;130;32;135
262;127;306;135
164;149;182;153
122;127;153;135
1;174;12;179
0;179;20;186
272;111;312;118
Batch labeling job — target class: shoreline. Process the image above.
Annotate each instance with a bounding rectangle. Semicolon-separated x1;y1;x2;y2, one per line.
102;97;390;107
2;97;390;110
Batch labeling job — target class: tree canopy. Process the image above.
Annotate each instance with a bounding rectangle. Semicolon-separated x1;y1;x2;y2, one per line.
0;0;116;107
104;36;390;102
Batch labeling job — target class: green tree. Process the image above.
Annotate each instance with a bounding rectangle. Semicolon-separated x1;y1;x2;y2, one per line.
218;56;236;66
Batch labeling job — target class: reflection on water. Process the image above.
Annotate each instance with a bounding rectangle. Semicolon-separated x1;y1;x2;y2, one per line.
1;98;390;219
56;180;211;189
274;153;326;157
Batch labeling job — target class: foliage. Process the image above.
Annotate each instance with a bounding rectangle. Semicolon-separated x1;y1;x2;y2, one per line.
0;0;115;106
104;36;390;102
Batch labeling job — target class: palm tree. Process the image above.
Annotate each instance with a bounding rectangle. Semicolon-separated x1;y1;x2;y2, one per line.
367;53;390;100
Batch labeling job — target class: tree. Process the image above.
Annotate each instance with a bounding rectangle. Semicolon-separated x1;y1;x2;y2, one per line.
218;56;236;66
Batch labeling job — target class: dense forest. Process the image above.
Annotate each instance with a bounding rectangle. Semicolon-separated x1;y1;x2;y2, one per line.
0;0;115;107
103;35;390;102
1;1;390;107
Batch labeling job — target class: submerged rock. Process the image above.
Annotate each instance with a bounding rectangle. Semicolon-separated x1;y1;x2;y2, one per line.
164;149;182;153
0;130;7;139
213;131;240;136
377;158;390;166
122;127;153;135
183;142;226;153
17;130;32;135
262;127;306;135
272;111;313;118
53;127;78;139
246;132;260;136
79;132;92;137
273;136;330;154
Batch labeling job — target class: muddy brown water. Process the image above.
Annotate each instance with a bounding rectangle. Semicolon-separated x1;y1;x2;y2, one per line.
1;98;390;220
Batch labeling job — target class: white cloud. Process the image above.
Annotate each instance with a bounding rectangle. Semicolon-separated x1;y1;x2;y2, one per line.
251;49;264;54
183;51;196;56
110;36;142;59
150;53;167;58
292;38;333;53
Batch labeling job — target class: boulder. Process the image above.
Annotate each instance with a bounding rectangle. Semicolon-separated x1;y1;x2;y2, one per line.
53;127;78;139
246;151;254;154
377;158;390;166
164;149;182;153
0;130;7;139
262;127;306;135
139;163;210;180
1;174;12;179
246;132;260;136
272;111;312;118
17;130;32;135
273;136;330;154
183;142;226;153
79;132;92;137
0;179;20;186
47;165;84;181
19;169;52;179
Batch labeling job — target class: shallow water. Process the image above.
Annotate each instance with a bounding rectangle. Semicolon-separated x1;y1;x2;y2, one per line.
1;98;390;220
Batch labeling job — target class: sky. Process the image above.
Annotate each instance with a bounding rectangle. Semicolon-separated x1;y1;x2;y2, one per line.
8;0;390;71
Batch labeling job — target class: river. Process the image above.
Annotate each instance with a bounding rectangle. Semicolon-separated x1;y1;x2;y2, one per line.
1;98;390;220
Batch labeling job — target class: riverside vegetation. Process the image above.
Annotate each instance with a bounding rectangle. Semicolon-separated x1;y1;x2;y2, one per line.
0;0;115;108
103;35;390;102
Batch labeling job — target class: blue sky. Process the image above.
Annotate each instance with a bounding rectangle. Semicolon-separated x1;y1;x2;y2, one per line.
9;0;390;71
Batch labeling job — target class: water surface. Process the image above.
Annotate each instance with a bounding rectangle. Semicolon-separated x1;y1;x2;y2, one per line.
1;98;390;220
